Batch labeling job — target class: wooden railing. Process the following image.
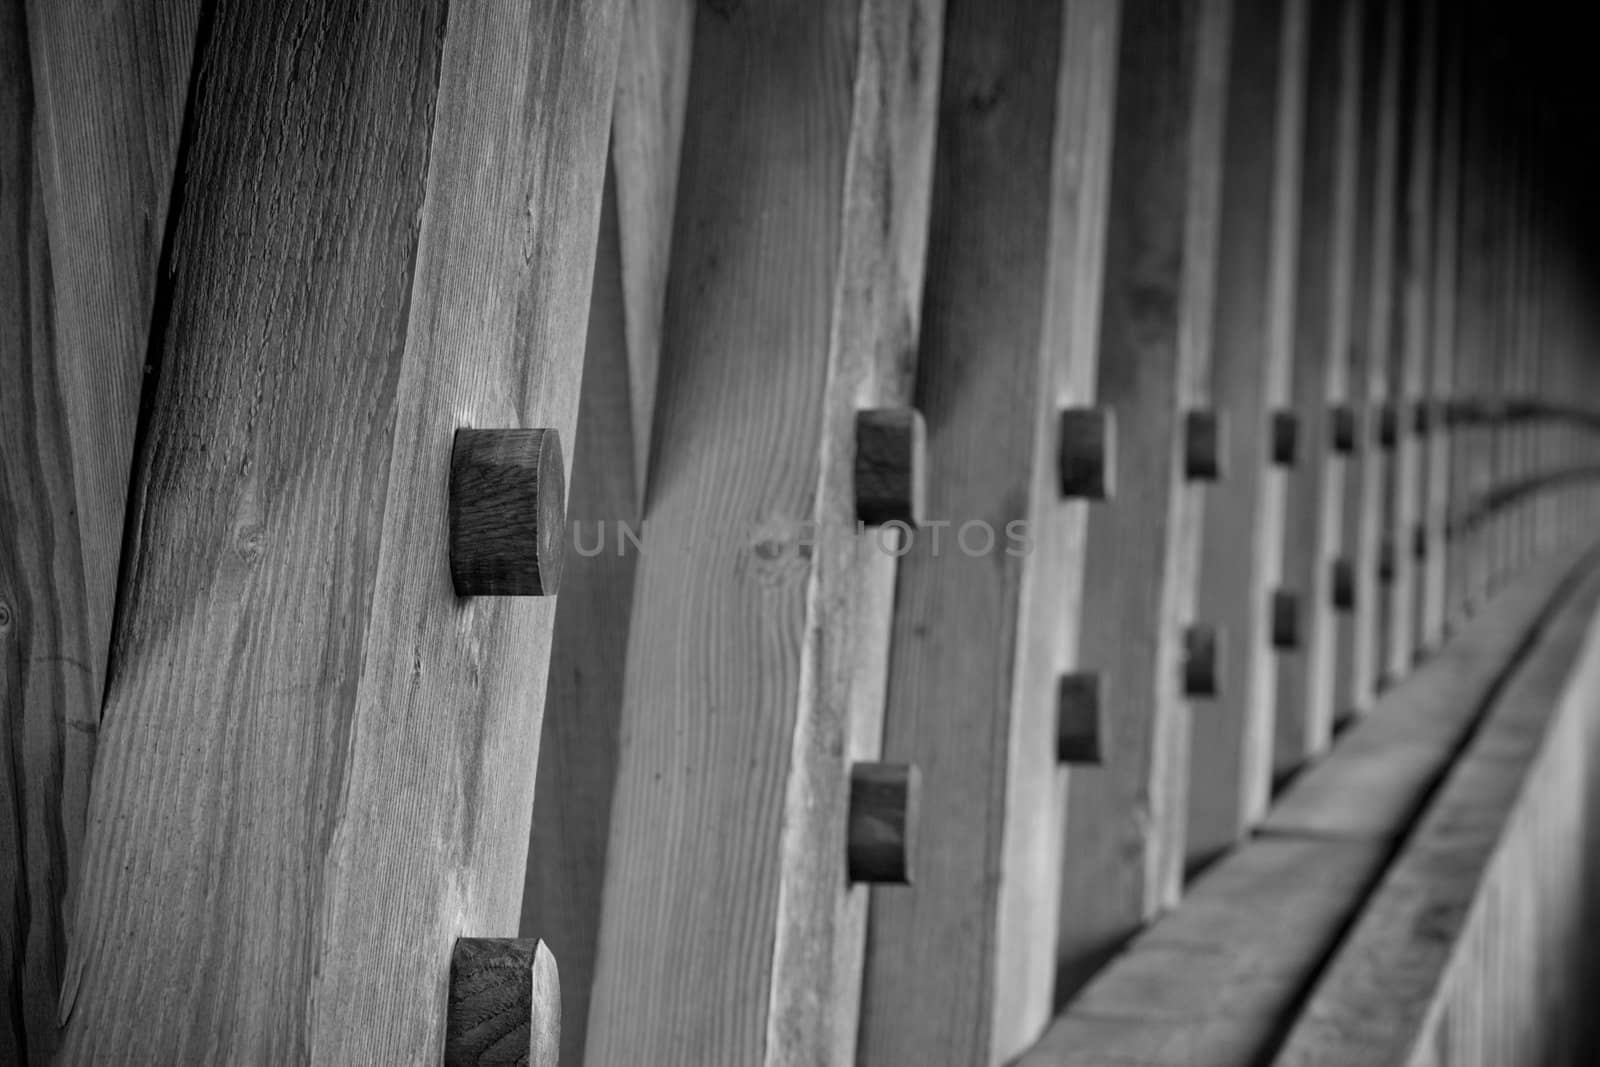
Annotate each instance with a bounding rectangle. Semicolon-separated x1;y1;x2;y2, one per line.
5;0;1600;1063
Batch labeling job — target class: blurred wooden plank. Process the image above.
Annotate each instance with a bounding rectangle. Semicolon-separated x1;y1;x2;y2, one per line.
1379;0;1437;680
585;2;944;1062
1275;0;1364;775
519;6;694;1063
1019;838;1388;1067
0;4;202;1059
1333;0;1402;720
1271;553;1600;1067
1265;543;1591;841
1056;0;1233;1001
1415;5;1463;654
1187;0;1309;865
58;3;623;1059
860;1;1121;1060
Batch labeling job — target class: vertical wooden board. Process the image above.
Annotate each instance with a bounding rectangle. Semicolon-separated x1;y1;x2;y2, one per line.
1056;0;1232;1001
860;2;1119;1061
1332;0;1401;722
1416;4;1463;654
1275;0;1364;774
518;164;638;1067
610;0;695;500
519;6;694;1062
1187;0;1308;865
58;2;623;1060
584;2;944;1063
1381;0;1437;680
1;3;201;1059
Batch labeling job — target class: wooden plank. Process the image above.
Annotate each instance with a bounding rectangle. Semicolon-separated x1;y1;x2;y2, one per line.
1264;543;1590;841
57;2;623;1059
1378;0;1437;681
861;1;1123;1060
0;4;202;1059
1187;0;1309;865
1018;838;1388;1067
1271;553;1600;1067
1056;0;1233;1001
1415;3;1463;655
518;5;694;1063
1332;0;1402;721
1274;0;1365;775
584;2;944;1063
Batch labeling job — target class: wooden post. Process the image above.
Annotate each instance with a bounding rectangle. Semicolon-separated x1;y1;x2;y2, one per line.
1332;0;1402;723
1187;0;1309;866
1415;2;1463;654
862;2;1122;1061
1057;0;1232;1001
585;2;944;1063
519;5;693;1062
1275;0;1365;774
0;4;202;1058
56;2;623;1059
1379;0;1437;681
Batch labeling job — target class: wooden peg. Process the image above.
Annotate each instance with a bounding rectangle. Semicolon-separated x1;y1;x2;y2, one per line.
1271;410;1299;467
1270;589;1300;651
1330;557;1356;611
856;408;927;527
449;429;566;597
1182;624;1221;698
1329;404;1358;454
1377;538;1396;585
1058;407;1117;500
1055;673;1104;764
1377;402;1399;448
446;938;560;1067
1184;410;1224;481
848;763;920;885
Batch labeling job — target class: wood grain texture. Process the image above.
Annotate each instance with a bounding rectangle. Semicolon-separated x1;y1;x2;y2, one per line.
1056;0;1232;1003
1333;0;1402;722
57;2;622;1060
861;2;1123;1061
1187;0;1307;866
1;2;202;1060
1272;553;1600;1067
585;2;944;1063
1018;838;1388;1067
446;938;560;1067
1275;0;1363;775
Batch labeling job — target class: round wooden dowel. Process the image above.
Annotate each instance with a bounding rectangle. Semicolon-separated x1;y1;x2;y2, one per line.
847;762;920;885
449;428;566;596
446;937;560;1066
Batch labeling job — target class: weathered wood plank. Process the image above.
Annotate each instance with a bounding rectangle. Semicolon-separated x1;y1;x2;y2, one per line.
1332;0;1402;721
1415;4;1463;655
1271;553;1600;1067
519;6;694;1063
1379;0;1437;680
1265;543;1591;841
862;1;1123;1060
584;2;944;1062
1187;0;1308;865
1274;0;1364;775
1019;838;1388;1067
57;2;623;1060
1;3;202;1059
1056;0;1232;1001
